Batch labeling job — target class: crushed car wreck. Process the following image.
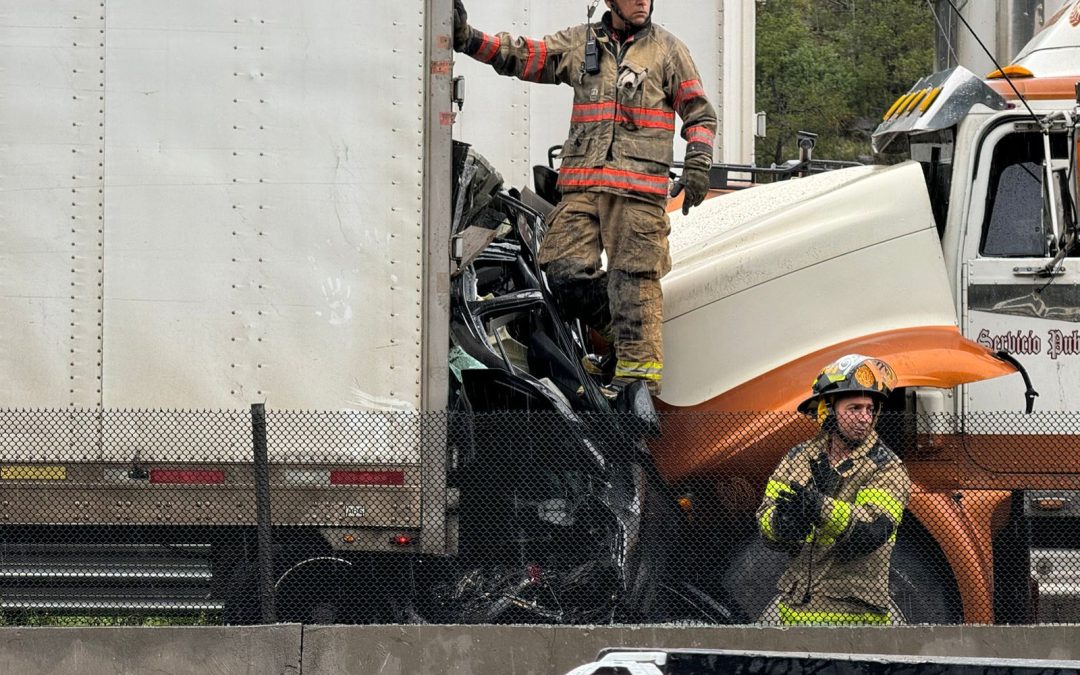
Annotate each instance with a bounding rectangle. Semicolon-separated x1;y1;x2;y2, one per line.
440;141;691;623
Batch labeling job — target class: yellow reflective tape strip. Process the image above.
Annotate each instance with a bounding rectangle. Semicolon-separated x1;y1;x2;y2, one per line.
778;602;889;625
919;86;942;112
856;488;905;522
1;466;66;481
759;505;777;540
615;360;663;379
820;499;851;538
765;479;793;500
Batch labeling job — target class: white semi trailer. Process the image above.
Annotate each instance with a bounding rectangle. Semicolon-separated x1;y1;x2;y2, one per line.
0;0;754;621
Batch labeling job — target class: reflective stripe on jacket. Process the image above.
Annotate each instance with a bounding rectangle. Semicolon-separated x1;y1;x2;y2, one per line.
462;14;717;204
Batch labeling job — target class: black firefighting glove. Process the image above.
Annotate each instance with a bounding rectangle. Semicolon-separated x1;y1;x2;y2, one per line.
453;0;472;53
810;453;842;496
774;488;812;542
670;153;711;216
789;481;825;528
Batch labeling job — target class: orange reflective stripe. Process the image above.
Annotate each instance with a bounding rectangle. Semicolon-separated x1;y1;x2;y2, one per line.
558;166;669;195
618;105;676;130
523;39;548;81
571;103;676;130
572;102;617;123
475;33;501;62
685;125;715;146
674;79;705;109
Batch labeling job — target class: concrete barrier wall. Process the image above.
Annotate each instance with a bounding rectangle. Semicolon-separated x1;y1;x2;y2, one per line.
0;624;301;675
3;624;1080;675
303;625;1080;675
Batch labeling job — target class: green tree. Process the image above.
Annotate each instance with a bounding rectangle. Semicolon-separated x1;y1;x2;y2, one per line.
756;0;935;163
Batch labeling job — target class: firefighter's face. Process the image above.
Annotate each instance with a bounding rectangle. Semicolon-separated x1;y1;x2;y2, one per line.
607;0;652;27
833;394;876;443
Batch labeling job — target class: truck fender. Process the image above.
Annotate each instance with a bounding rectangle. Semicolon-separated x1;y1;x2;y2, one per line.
907;488;1011;624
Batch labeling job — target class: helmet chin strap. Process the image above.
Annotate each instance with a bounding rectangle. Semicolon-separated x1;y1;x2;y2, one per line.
608;0;630;23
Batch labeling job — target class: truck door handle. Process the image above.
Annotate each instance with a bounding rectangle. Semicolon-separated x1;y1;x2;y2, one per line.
1012;265;1066;277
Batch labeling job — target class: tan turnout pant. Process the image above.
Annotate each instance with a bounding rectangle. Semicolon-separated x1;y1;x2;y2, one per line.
537;191;671;392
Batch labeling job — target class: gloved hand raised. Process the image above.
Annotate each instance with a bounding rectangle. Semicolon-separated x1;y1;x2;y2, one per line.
810;453;842;496
774;487;812;542
670;153;710;216
453;0;471;52
789;481;825;528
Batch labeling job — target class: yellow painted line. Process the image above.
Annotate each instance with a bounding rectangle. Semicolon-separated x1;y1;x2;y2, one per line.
1;466;67;481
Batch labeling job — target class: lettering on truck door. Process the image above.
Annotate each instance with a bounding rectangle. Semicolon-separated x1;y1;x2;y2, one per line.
962;123;1080;412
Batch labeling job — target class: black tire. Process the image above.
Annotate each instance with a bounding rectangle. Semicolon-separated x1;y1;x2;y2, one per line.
889;521;962;624
654;580;747;624
274;556;359;625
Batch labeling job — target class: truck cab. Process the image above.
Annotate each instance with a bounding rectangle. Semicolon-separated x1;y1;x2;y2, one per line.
867;6;1080;622
875;65;1080;414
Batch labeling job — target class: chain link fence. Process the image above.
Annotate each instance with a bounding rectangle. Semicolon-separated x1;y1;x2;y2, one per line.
0;408;1077;626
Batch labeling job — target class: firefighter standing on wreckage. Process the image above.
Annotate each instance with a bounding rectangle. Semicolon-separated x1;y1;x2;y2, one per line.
453;0;717;395
756;355;912;625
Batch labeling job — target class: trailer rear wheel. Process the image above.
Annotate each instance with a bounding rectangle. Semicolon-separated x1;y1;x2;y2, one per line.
275;556;356;624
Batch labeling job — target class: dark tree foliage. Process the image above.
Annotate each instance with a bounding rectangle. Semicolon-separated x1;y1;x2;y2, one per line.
756;0;935;164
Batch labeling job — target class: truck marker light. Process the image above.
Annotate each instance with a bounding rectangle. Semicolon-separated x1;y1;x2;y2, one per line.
330;470;405;486
149;469;225;485
390;535;413;547
1035;497;1067;511
882;95;906;121
904;89;930;115
0;466;66;481
888;92;916;120
986;65;1034;80
919;87;943;113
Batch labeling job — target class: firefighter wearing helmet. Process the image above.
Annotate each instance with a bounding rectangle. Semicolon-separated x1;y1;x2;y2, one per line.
452;0;716;396
755;354;912;624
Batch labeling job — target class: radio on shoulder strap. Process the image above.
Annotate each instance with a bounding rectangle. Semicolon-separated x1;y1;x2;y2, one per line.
582;0;602;77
